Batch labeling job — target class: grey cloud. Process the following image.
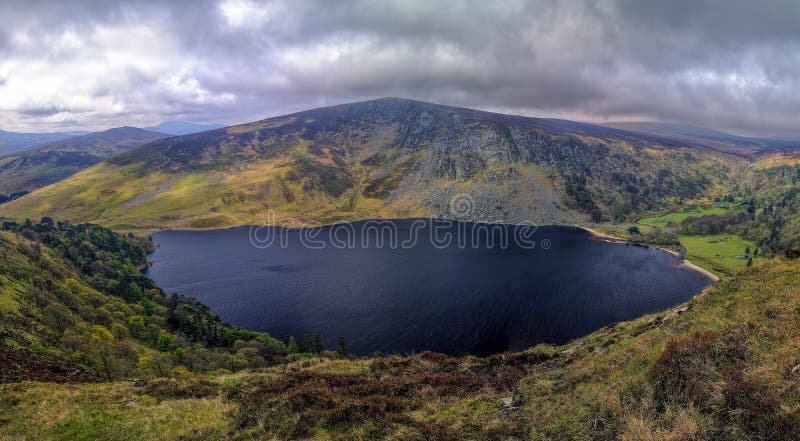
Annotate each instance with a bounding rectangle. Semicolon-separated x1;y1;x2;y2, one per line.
1;0;800;137
15;105;73;117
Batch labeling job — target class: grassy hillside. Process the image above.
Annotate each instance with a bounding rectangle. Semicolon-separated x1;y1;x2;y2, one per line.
0;127;167;195
0;98;738;231
2;256;800;440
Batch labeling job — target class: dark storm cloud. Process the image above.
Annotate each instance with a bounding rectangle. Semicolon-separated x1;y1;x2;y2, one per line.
1;0;800;136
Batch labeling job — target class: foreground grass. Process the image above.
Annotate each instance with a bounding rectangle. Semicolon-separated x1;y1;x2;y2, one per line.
679;234;762;276
0;381;233;440
3;258;800;440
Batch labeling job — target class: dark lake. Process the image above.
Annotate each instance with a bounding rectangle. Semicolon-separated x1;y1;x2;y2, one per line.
145;219;713;356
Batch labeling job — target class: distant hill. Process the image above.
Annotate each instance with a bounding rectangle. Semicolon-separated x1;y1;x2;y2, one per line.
0;130;89;156
1;97;760;230
0;127;167;195
603;121;800;155
144;121;226;135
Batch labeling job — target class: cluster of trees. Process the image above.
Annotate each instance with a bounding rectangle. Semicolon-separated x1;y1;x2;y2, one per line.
1;219;343;380
627;225;679;246
565;173;604;222
680;212;752;236
0;191;28;203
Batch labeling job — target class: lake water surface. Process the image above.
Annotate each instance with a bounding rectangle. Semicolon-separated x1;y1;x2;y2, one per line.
146;220;713;356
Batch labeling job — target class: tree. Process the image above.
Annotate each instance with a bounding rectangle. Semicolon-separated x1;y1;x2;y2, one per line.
302;333;323;353
287;336;299;355
745;246;751;256
747;257;753;267
754;248;759;257
137;354;173;377
145;324;161;346
111;321;129;340
627;226;641;235
156;332;173;352
43;302;75;332
128;316;147;341
87;325;118;380
336;336;347;357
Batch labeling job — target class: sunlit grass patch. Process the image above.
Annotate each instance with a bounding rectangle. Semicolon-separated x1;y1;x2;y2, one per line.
679;234;762;276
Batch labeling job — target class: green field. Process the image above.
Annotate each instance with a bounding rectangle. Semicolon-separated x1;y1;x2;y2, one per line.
638;204;733;227
679;234;762;277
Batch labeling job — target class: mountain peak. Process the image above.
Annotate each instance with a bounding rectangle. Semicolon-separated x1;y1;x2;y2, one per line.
144;121;226;136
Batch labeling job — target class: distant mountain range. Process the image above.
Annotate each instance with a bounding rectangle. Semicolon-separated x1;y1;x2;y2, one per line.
0;121;223;156
0;130;90;156
0;127;167;195
0;121;222;195
602;121;800;156
143;121;226;135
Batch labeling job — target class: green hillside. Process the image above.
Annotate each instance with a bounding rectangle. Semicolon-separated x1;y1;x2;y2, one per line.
0;127;167;195
2;225;799;440
0;220;294;383
0;98;737;231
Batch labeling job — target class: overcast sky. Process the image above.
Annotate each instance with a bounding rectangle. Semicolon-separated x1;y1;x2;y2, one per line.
1;0;800;137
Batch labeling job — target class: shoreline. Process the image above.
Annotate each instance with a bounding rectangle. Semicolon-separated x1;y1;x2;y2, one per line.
47;215;720;284
577;225;720;283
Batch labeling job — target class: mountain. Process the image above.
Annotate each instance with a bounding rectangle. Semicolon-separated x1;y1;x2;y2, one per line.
0;130;89;156
4;97;789;231
2;219;799;439
143;121;226;135
0;127;167;196
603;121;800;156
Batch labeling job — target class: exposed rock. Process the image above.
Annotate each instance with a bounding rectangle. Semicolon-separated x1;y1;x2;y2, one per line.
661;306;689;324
501;396;522;411
561;343;583;355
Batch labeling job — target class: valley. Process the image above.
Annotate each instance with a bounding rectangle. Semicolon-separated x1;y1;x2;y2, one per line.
6;2;800;440
1;99;800;441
